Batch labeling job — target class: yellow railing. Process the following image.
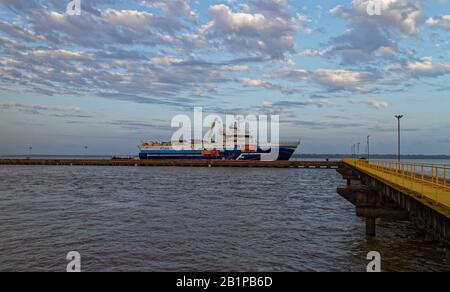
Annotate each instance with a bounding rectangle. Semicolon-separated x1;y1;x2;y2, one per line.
343;159;450;216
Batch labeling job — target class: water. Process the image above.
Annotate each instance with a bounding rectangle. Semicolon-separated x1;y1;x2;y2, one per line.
0;165;448;272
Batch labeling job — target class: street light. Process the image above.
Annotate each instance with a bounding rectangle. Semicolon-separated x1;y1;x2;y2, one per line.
84;146;88;159
395;115;404;164
28;146;32;159
367;135;371;160
357;142;361;158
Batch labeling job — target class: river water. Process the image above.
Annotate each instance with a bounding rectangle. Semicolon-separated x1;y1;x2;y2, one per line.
0;165;448;272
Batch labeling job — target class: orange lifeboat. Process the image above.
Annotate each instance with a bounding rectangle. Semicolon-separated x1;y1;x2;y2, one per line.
202;150;219;157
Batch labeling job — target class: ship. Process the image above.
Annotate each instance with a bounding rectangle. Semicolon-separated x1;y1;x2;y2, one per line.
138;123;300;161
138;141;300;161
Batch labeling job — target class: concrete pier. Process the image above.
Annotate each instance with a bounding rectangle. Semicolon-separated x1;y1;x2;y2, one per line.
366;218;376;237
0;159;342;169
337;160;450;245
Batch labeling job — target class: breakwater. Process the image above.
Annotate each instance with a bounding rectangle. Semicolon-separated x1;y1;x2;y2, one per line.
0;159;341;169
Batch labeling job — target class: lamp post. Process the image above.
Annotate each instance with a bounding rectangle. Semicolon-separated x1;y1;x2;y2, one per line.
84;146;88;159
28;146;32;159
395;115;403;164
367;135;371;160
357;142;361;159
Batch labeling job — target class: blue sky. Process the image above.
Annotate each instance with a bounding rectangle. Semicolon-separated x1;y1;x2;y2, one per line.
0;0;450;155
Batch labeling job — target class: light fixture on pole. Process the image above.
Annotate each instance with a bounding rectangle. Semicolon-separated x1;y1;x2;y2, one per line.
395;115;403;164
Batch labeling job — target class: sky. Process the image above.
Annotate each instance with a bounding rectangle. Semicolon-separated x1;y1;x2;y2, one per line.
0;0;450;155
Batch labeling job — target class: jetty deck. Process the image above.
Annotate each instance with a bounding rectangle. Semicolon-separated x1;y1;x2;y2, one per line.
338;159;450;243
0;159;341;169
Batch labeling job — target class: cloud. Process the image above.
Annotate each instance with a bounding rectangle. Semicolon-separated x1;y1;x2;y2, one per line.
0;2;281;103
29;9;193;49
150;55;184;66
0;102;81;114
205;3;304;59
254;97;335;116
272;68;376;92
284;119;365;130
405;57;450;77
331;0;423;35
246;0;292;18
141;0;197;21
299;49;326;57
102;9;158;31
426;15;450;30
313;0;424;64
0;0;445;114
239;78;299;94
274;99;335;108
361;100;389;109
0;19;45;42
0;0;41;12
18;0;201;51
23;49;93;60
0;40;250;103
389;57;450;78
109;119;173;131
313;69;370;88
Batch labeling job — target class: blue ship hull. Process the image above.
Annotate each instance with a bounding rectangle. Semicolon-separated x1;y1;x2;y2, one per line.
139;147;296;161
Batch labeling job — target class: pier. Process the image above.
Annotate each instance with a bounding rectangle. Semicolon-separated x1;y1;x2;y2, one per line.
337;159;450;244
0;159;341;169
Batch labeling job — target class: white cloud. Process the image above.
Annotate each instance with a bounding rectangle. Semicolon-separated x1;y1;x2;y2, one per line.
241;78;266;87
263;101;273;108
206;3;303;59
299;49;326;57
140;0;197;21
331;0;422;35
362;100;389;109
240;78;299;94
426;15;450;30
0;102;81;113
102;9;156;31
405;57;450;77
222;65;250;72
322;0;423;64
150;55;184;66
274;68;374;92
304;99;335;107
23;49;92;60
313;69;368;88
